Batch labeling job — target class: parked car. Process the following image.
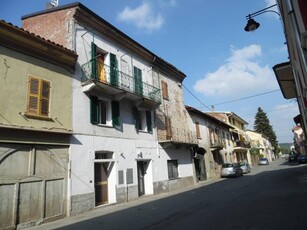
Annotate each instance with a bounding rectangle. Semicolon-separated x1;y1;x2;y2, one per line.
239;162;251;174
281;153;289;159
258;158;269;165
220;163;243;178
288;154;298;162
298;155;307;164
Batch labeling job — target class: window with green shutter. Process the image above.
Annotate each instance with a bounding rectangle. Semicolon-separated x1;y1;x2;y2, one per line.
134;66;143;96
146;111;152;133
90;96;114;126
91;42;98;79
90;96;99;124
133;107;152;134
111;101;120;127
110;53;118;86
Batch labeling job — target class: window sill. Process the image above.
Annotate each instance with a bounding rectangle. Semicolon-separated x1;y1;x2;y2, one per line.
23;113;53;121
168;177;180;180
138;130;152;134
97;124;113;128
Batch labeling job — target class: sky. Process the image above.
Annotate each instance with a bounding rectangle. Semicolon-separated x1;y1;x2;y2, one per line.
1;0;299;144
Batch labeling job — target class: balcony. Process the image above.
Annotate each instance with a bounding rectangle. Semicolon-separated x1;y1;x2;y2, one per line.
234;140;251;149
81;59;161;108
159;125;198;148
210;139;224;149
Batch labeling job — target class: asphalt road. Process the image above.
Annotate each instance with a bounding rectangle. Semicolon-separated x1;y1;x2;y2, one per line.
31;158;307;230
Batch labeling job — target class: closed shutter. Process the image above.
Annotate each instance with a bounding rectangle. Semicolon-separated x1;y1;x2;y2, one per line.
134;66;143;96
146;111;152;133
112;101;120;126
40;80;50;116
110;53;118;86
28;78;40;114
91;42;97;79
161;80;168;100
90;96;98;124
27;77;50;116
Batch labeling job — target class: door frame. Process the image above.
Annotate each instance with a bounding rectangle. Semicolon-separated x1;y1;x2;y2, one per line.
93;159;115;206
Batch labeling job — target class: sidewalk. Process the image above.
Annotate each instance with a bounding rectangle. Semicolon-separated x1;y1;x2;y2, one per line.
28;178;221;230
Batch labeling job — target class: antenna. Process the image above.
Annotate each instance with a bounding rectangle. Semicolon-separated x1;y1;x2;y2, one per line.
46;0;59;9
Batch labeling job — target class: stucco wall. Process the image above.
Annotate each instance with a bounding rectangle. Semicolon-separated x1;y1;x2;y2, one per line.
0;46;72;131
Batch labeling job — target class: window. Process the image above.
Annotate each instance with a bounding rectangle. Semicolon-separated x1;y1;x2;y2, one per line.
134;107;152;133
226;133;230;146
161;80;169;100
26;76;50;117
167;160;178;179
134;66;143;96
196;121;201;139
90;96;120;126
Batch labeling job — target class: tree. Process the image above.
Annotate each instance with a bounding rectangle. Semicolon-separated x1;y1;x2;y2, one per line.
254;107;279;153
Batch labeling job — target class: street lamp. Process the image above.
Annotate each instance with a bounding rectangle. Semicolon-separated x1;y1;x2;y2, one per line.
244;4;280;32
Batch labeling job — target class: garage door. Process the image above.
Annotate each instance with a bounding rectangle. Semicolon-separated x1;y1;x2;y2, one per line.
0;144;68;229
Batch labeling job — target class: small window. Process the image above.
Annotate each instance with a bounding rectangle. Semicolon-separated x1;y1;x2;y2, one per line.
167;160;179;179
161;80;169;100
26;76;50;117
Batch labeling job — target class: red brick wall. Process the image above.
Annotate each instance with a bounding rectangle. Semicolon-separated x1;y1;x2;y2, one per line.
22;8;76;49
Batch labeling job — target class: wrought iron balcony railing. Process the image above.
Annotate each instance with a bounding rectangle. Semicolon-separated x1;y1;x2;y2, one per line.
234;140;251;148
210;139;225;149
81;59;161;103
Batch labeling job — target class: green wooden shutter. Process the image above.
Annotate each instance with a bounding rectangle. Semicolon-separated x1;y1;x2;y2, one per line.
110;53;118;86
134;66;143;96
146;111;152;133
91;42;98;79
90;96;98;124
112;101;120;126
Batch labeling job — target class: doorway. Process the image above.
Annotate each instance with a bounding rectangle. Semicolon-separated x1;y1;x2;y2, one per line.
137;161;147;196
94;162;108;206
194;154;207;181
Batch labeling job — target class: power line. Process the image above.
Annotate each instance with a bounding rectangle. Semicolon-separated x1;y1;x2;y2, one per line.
183;84;212;111
211;89;281;106
240;105;298;118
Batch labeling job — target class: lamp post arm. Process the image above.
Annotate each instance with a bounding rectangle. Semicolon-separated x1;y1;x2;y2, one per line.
245;4;279;20
250;10;280;18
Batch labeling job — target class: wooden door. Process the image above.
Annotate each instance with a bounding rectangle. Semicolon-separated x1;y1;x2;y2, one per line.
97;54;106;82
0;144;67;229
94;163;108;205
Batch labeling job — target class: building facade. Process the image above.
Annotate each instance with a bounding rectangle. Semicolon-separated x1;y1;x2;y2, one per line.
273;0;307;153
22;2;197;216
0;20;77;229
207;112;251;164
186;106;234;179
246;130;274;164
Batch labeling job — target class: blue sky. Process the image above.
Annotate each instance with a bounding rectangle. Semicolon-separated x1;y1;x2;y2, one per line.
1;0;299;144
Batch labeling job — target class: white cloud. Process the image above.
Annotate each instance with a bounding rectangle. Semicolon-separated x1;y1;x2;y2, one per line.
269;103;299;142
265;0;277;7
194;44;278;97
117;2;164;31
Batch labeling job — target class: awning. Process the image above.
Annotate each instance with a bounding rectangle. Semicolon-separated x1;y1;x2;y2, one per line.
273;62;296;99
293;114;301;125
